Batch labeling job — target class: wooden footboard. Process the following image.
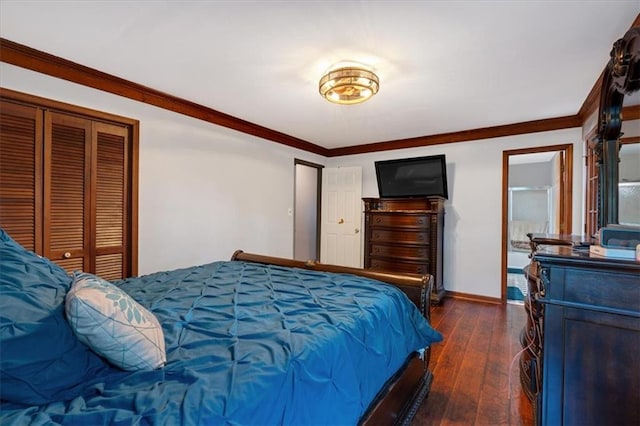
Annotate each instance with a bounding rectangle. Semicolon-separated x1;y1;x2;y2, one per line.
231;250;435;425
360;355;434;426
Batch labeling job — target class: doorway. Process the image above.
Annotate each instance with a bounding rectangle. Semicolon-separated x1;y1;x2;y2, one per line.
501;144;573;303
293;159;322;261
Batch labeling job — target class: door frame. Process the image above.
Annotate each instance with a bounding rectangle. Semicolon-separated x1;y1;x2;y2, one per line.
501;143;573;302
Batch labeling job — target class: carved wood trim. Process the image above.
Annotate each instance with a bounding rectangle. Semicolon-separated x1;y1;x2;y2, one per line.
594;26;640;228
578;14;640;124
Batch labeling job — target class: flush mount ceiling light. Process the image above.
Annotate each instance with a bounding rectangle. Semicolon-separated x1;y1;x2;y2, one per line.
319;66;379;105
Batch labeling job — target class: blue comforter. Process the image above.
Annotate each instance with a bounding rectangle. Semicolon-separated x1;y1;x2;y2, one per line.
1;260;442;425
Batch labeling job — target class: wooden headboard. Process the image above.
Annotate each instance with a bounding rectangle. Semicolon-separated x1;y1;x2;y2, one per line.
230;250;433;323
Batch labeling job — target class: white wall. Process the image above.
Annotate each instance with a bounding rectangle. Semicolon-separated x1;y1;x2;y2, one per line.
0;63;585;298
327;129;583;299
509;162;552;187
0;63;326;275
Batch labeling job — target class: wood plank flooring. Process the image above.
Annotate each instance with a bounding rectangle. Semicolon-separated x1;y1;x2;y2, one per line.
413;298;534;426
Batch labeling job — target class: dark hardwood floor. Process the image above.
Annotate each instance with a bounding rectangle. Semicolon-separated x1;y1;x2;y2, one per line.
413;298;534;426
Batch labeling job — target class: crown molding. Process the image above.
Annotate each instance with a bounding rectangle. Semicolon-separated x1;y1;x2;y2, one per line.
0;37;329;156
623;104;640;121
326;115;582;157
0;37;603;158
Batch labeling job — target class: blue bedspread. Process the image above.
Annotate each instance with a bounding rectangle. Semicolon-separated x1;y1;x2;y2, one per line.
1;261;442;425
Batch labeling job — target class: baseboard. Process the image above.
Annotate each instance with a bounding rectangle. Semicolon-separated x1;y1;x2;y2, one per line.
444;291;502;304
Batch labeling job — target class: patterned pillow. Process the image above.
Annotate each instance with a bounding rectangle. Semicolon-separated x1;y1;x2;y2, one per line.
66;272;166;371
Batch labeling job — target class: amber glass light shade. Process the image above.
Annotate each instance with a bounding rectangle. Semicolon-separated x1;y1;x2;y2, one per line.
319;67;379;105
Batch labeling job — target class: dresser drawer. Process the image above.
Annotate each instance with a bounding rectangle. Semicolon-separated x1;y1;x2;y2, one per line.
370;214;430;228
370;244;429;260
370;229;430;244
370;258;430;275
362;197;445;305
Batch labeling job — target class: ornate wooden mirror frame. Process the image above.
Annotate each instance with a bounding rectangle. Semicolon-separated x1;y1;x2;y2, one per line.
593;26;640;230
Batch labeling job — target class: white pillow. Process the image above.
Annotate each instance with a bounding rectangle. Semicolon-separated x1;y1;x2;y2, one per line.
65;272;166;371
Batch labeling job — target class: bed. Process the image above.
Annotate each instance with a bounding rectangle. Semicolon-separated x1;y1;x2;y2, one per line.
0;228;442;425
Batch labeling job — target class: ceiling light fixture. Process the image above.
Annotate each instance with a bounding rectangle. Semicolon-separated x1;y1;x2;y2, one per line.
319;66;379;105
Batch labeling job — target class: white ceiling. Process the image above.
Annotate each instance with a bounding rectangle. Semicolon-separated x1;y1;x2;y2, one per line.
1;1;638;150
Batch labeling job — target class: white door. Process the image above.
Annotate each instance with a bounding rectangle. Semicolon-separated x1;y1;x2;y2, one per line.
320;167;362;267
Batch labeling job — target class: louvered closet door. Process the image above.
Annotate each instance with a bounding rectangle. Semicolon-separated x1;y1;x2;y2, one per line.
44;112;92;273
44;114;129;280
0;101;43;252
93;122;128;281
1;91;136;277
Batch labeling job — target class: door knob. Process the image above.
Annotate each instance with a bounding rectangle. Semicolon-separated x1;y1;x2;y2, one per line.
338;218;345;224
355;228;360;234
63;252;72;259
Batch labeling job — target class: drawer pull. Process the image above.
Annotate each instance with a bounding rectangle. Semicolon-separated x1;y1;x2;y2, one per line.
63;252;72;259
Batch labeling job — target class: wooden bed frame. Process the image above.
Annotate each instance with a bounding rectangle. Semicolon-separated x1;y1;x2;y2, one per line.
231;250;435;426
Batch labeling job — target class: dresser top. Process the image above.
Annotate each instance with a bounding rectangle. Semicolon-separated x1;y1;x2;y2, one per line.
533;245;640;272
363;197;445;213
529;232;639;271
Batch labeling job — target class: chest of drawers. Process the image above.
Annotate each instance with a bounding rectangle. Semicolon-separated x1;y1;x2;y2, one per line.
521;244;640;425
363;197;445;304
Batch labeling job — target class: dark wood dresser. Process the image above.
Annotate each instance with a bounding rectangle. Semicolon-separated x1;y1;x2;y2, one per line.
521;243;640;425
362;197;445;304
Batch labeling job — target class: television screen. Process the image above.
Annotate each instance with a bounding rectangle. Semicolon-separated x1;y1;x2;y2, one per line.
375;155;448;199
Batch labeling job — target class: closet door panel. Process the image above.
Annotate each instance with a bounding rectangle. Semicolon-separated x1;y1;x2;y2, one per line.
96;253;124;281
44;112;92;272
94;122;128;280
0;101;43;252
1;90;138;277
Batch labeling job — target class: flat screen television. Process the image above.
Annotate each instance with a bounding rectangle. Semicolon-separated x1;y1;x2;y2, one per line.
375;154;448;199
